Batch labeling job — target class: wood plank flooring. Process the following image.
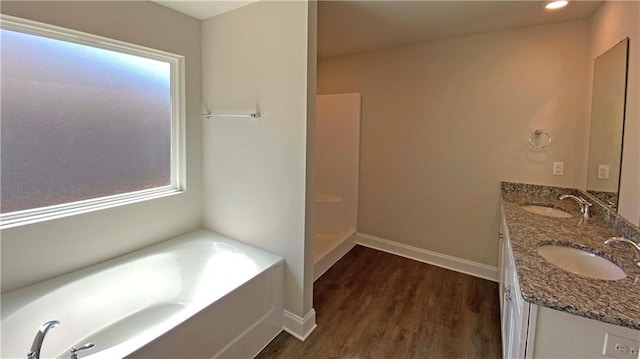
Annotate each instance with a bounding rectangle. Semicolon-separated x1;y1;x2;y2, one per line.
256;245;502;359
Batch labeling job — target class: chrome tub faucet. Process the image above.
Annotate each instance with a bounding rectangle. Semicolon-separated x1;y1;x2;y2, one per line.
69;342;95;359
559;194;592;218
27;320;59;359
26;320;95;359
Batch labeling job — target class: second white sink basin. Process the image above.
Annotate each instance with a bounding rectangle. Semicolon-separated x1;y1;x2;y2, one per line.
521;205;572;218
536;245;626;280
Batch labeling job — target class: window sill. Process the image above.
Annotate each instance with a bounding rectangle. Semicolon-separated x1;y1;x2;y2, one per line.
0;186;183;230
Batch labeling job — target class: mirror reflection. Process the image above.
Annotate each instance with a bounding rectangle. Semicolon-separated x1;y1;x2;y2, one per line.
586;38;629;209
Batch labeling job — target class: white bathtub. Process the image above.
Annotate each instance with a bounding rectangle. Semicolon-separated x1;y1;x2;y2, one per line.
1;229;284;359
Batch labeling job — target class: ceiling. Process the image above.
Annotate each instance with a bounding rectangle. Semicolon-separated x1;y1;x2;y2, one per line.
153;0;259;20
318;1;602;58
153;0;603;58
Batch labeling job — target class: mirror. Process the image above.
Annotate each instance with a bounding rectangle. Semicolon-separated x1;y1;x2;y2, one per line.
586;38;629;209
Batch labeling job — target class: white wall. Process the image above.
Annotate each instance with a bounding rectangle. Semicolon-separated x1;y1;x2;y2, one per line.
318;20;591;267
0;1;203;293
304;0;318;329
201;0;316;327
590;1;640;225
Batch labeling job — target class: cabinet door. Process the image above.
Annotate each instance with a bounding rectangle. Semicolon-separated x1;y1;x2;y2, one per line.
506;303;522;359
499;232;505;314
500;219;512;357
499;210;508;317
503;265;523;359
501;217;528;359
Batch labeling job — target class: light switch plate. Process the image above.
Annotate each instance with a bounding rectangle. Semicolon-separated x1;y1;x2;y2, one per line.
598;164;610;179
553;162;564;176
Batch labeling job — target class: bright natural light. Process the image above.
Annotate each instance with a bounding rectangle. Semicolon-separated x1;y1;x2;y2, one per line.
0;16;184;228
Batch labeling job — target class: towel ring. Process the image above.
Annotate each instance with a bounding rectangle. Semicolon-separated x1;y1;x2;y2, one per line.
528;129;551;149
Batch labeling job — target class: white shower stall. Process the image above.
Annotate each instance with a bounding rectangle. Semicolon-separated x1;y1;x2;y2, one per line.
314;93;361;278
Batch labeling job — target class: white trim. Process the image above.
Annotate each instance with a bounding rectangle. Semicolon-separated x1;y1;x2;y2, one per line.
0;15;186;229
313;233;357;281
355;233;499;282
282;309;317;341
1;15;182;63
0;187;182;229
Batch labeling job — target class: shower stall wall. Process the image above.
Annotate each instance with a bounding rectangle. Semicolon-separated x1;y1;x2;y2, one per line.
314;93;361;279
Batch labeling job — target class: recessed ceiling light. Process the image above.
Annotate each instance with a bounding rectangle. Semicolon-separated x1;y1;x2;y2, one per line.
543;0;569;10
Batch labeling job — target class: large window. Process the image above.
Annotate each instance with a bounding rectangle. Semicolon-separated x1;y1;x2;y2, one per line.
1;16;185;228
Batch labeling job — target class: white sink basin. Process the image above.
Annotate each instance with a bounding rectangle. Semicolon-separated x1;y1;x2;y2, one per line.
536;245;626;280
521;205;572;218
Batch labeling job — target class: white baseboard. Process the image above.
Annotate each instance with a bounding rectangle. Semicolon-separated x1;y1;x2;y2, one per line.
282;309;317;341
355;233;498;282
313;234;357;281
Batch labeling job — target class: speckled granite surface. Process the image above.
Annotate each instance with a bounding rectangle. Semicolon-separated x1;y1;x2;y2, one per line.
587;190;618;207
501;182;640;330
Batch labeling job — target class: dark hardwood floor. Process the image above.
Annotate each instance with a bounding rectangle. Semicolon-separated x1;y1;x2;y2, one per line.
256;245;502;359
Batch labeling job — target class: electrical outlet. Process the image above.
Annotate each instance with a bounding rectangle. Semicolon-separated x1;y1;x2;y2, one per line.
603;333;640;358
616;343;629;354
553;162;564;176
598;164;610;179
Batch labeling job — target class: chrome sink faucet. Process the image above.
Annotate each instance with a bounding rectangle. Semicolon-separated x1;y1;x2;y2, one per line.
27;320;59;359
605;237;640;268
559;194;592;218
605;237;640;251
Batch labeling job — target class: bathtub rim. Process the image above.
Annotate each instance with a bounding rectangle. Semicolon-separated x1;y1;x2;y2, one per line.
1;229;284;359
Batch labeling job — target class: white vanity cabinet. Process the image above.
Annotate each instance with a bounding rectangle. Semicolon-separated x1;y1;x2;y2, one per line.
499;215;532;359
499;210;640;359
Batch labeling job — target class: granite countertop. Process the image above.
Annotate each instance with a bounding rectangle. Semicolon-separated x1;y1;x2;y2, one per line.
501;184;640;330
